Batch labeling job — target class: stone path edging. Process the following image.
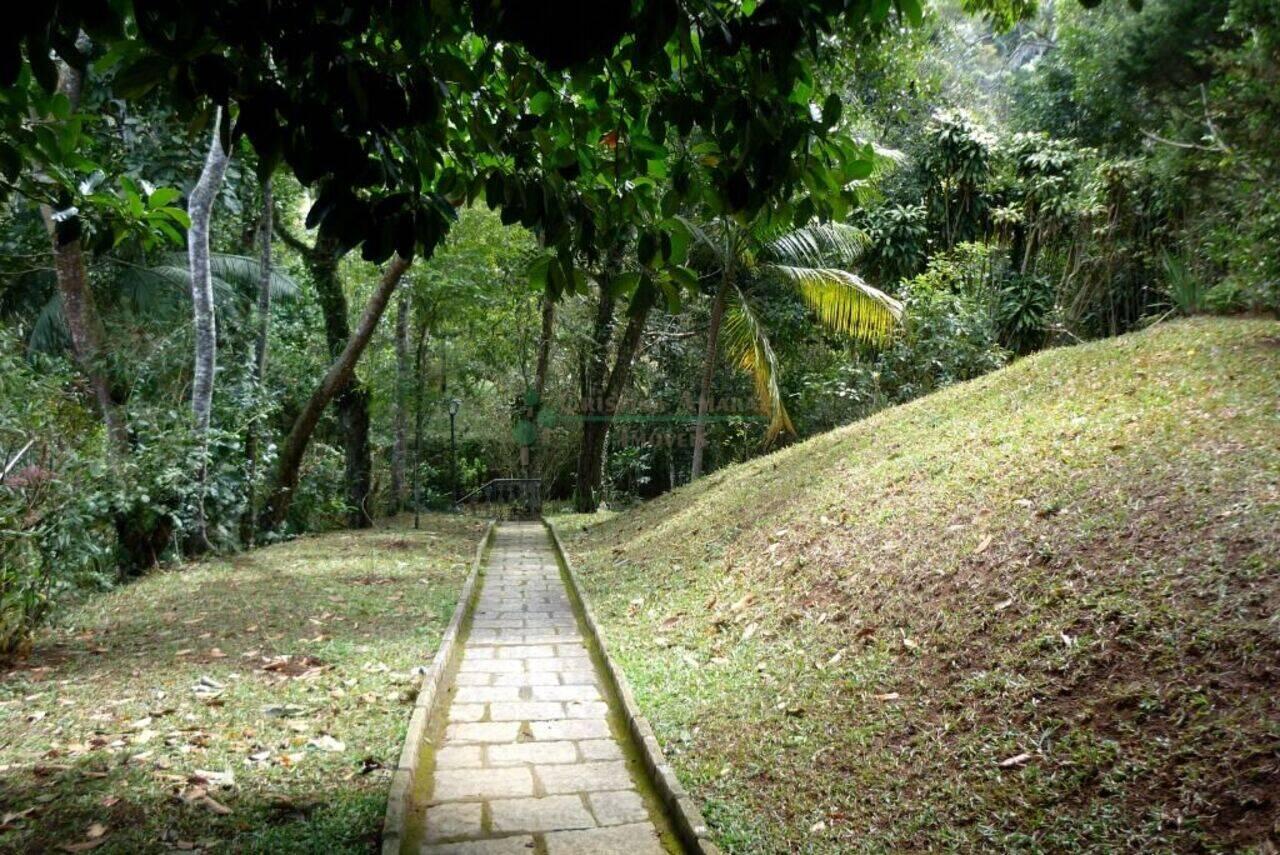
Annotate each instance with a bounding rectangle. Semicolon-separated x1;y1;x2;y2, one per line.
382;521;495;855
544;520;722;855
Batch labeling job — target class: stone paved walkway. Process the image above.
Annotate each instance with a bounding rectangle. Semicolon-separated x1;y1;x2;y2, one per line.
419;522;672;854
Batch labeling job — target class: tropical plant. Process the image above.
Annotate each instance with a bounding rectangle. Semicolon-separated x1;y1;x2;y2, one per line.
686;218;903;477
1162;250;1205;315
921;109;997;249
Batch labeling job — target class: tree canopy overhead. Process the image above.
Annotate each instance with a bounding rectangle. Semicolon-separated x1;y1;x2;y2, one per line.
5;0;950;275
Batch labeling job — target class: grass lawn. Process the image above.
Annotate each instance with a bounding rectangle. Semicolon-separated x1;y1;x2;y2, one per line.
553;318;1280;853
0;513;486;854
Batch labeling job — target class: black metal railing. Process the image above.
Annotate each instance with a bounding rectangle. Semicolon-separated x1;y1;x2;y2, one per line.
455;478;542;520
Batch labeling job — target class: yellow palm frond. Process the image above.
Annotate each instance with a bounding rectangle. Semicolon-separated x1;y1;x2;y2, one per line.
722;287;795;444
770;265;902;345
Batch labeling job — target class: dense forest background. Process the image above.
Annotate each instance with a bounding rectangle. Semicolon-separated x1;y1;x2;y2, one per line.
1;0;1276;653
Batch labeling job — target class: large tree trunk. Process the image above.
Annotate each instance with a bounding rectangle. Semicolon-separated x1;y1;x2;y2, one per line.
241;175;273;546
187;107;231;548
42;45;165;573
389;287;409;513
46;229;128;451
307;236;375;528
339;384;373;526
263;255;411;530
690;270;731;481
534;291;556;400
40;46;128;454
573;286;616;512
524;290;556;477
573;286;650;513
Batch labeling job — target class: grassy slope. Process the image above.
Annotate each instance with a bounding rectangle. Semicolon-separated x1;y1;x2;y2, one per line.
555;318;1280;853
0;514;486;854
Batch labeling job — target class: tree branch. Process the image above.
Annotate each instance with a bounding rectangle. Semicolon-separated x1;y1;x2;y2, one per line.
274;220;314;255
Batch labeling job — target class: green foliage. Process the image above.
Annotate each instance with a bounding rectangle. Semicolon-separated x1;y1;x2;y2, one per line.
1161;250;1204;315
1011;0;1280;314
922;109;997;249
0;338;112;654
860;203;929;285
794;242;1009;430
995;272;1055;354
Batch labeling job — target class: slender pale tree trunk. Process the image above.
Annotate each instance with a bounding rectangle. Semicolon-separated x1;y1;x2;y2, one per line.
241;175;272;546
264;254;412;530
689;264;731;481
187;107;232;548
188;108;230;435
390;287;409;513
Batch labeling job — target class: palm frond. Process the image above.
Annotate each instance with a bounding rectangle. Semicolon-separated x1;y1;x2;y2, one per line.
120;264;240;318
764;222;870;267
159;253;300;301
722;286;795;444
771;265;902;345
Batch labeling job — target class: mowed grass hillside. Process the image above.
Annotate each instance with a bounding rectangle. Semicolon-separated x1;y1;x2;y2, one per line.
0;514;485;854
555;318;1280;853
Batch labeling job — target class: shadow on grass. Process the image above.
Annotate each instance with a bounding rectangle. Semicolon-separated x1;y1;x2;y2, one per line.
0;515;486;854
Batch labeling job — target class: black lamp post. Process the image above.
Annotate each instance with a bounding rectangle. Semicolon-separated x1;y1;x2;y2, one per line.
448;397;461;503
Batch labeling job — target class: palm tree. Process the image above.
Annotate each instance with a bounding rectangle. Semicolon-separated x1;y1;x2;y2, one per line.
686;218;902;479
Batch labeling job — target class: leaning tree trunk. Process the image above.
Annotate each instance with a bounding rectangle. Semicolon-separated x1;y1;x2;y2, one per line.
187;107;232;548
389;287;409;513
263;255;412;530
690;266;731;481
241;175;272;546
574;288;650;513
307;237;375;528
